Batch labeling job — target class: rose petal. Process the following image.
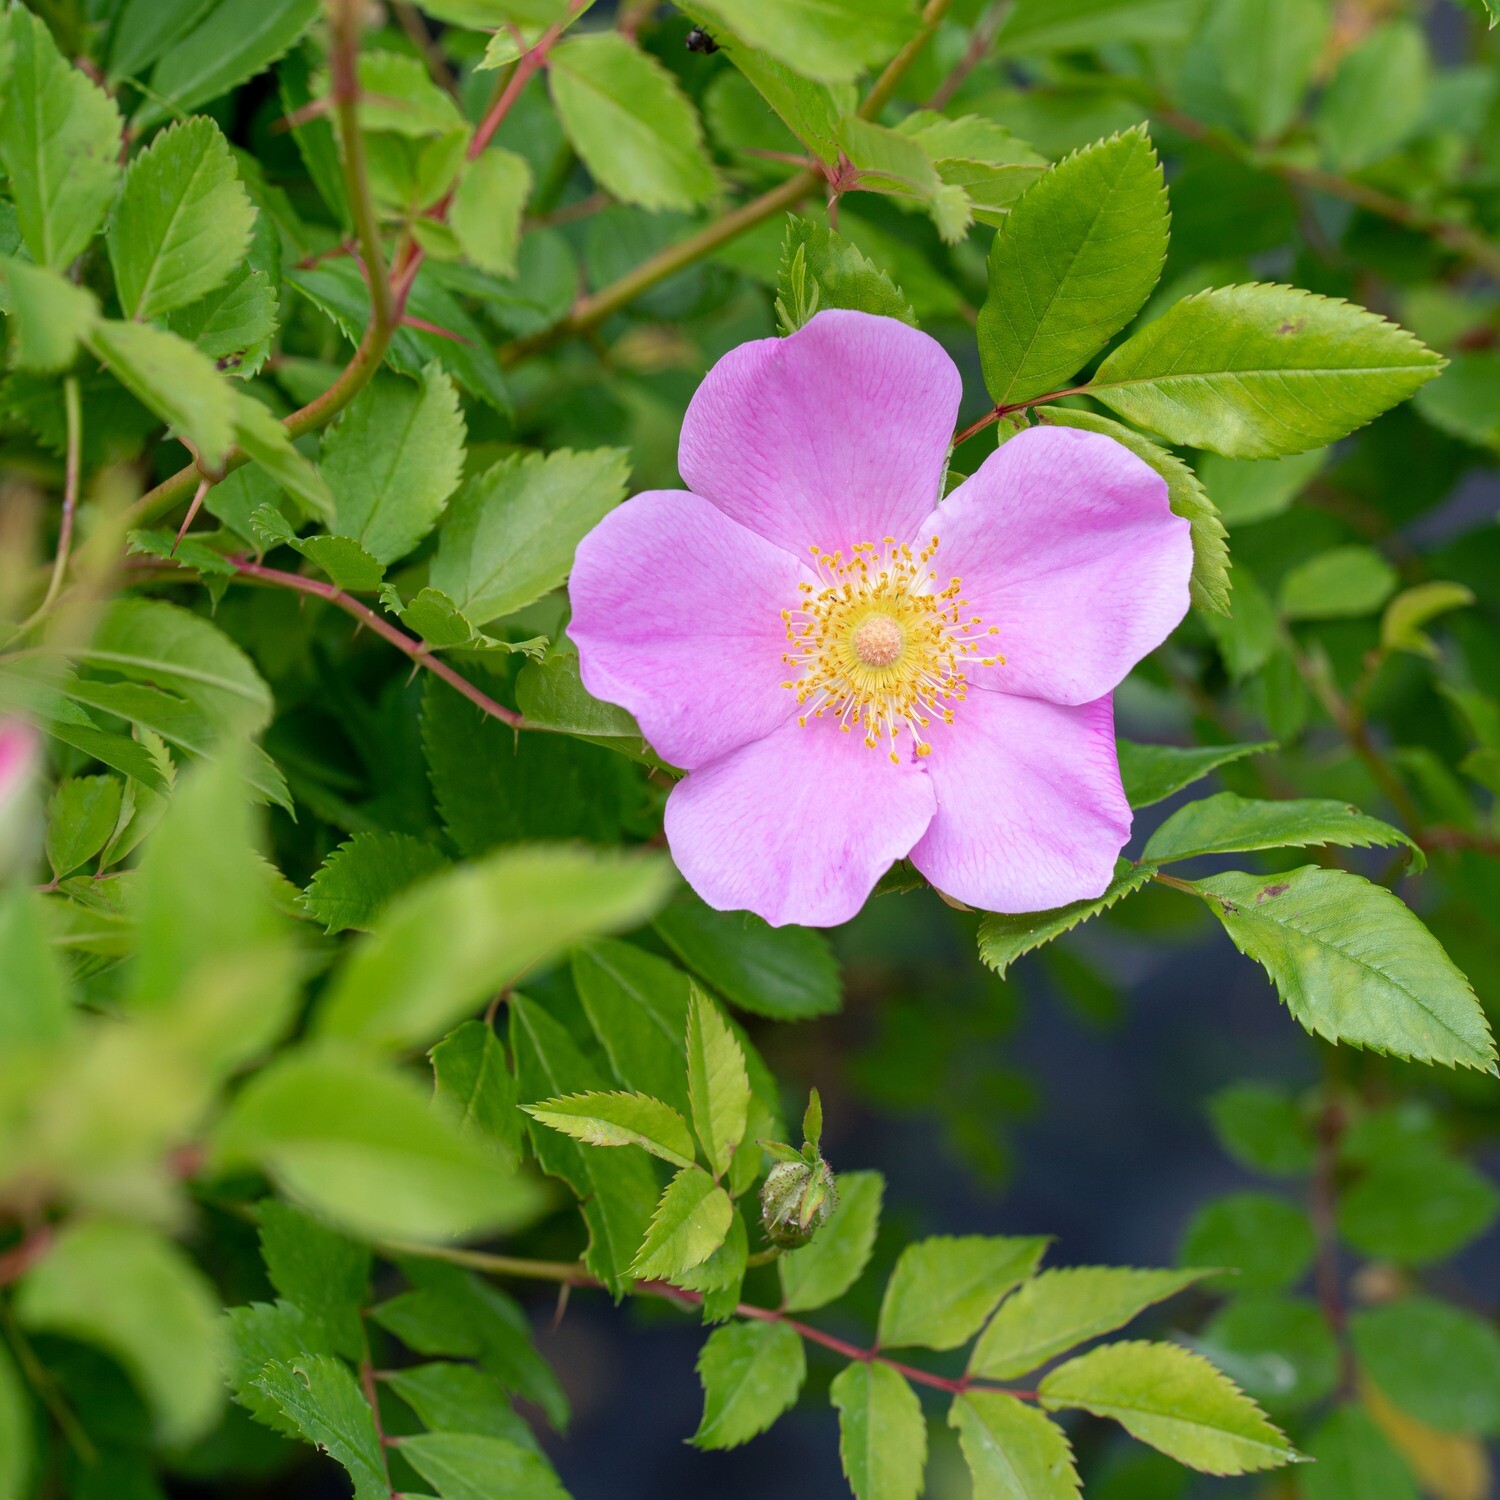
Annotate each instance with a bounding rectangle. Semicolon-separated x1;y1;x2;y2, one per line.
909;690;1130;912
664;715;936;927
927;425;1192;705
569;490;810;770
679;309;962;558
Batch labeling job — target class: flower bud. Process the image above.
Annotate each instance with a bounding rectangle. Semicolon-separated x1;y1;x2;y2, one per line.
760;1153;838;1249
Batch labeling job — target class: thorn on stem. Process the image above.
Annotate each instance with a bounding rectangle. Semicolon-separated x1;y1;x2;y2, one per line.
172;478;212;554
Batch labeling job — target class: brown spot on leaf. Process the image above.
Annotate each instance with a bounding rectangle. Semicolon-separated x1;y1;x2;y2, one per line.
1258;882;1290;903
1276;318;1305;335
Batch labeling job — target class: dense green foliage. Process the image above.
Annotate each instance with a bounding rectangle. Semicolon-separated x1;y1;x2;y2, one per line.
1;0;1499;1496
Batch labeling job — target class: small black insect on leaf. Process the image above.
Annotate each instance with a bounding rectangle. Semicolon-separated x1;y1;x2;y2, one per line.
685;25;720;54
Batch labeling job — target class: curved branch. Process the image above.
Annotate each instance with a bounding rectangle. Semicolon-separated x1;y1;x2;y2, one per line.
389;1238;1040;1401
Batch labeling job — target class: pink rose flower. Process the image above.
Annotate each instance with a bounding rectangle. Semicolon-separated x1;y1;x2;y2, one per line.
570;310;1192;927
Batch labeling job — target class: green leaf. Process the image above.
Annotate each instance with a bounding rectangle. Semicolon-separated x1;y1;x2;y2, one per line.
1413;351;1500;451
108;116;254;322
549;33;716;212
45;775;123;879
0;9;122;269
251;505;385;591
211;1042;547;1242
125;747;291;1045
1338;1155;1499;1265
1192;866;1497;1072
1301;1406;1418;1500
692;16;853;163
257;1201;371;1362
0;257;98;372
385;587;491;652
431;447;628;625
572;939;694;1115
513;652;654;758
0;885;73;1046
254;1356;386;1500
300;832;449;933
693;1321;806;1450
837;115;971;243
127;525;238;578
356;50;468;137
450;148;532;278
779;1170;883;1312
316;844;673;1051
525;1090;698;1168
1207;0;1329;141
108;0;219;81
678;1205;749;1309
422;675;634;851
1320;21;1434;168
372;1257;566;1427
980;127;1167;408
383;1364;539;1450
86;596;273;734
830;1362;927;1500
509;994;659;1296
951;1390;1082;1500
168;263;278;376
1039;1341;1299;1474
1196;1294;1338;1415
775;215;916;335
138;0;320;128
288;258;511;413
1116;739;1274;809
1090;285;1444;458
1198;448;1327;527
432;1019;522;1162
689;0;918;85
0;676;169;793
1279;544;1398;620
16;1220;224;1446
1036;407;1229;616
653;892;842;1020
231;394;334;522
0;1341;33;1500
897;112;1047;227
224;1299;328;1434
1207;1083;1315;1177
803;1089;823;1154
463;0;592;36
686;988;751;1177
323;365;465;566
1204;565;1278;680
83;319;236;469
1350;1297;1500;1434
1381;581;1475;658
978;860;1156;979
1144;792;1421;868
879;1236;1047;1352
970;1267;1210;1381
995;0;1201;53
398;1432;568;1500
1179;1192;1315;1293
631;1165;734;1279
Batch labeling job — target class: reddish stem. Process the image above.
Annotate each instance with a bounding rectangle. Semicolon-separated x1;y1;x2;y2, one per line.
229;559;524;729
646;1282;1037;1400
951;384;1095;448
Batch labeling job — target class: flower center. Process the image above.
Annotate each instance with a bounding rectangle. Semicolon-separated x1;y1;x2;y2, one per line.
780;536;1003;764
852;614;902;668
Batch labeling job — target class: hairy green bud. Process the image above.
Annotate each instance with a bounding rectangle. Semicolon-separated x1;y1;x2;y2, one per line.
760;1154;838;1249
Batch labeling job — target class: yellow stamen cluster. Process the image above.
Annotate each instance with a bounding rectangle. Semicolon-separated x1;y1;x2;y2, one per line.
780;536;1003;764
